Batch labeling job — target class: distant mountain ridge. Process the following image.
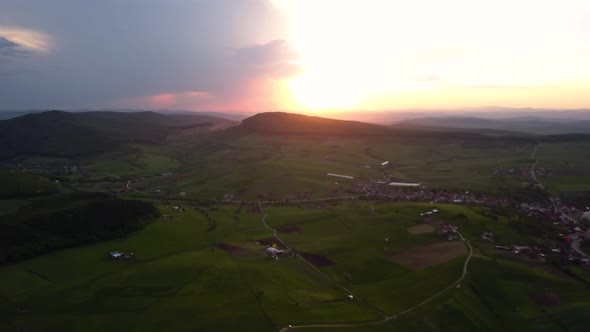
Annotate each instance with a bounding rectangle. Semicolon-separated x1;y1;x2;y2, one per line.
399;116;590;135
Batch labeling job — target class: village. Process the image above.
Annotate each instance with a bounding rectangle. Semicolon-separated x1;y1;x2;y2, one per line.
29;157;586;275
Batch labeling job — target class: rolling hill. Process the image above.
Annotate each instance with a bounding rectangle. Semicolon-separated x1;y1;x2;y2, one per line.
240;112;394;136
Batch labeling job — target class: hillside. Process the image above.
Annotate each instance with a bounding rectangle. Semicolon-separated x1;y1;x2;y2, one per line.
0;111;229;159
0;192;159;263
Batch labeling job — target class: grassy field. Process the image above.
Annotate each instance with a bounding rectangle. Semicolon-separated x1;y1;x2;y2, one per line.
112;130;542;202
535;142;590;194
9;124;590;202
4;113;590;331
1;200;588;331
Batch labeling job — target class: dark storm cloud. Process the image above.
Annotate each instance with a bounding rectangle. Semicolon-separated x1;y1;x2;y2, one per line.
0;0;291;110
0;37;30;57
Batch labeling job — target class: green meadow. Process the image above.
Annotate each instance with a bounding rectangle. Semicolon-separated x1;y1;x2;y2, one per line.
3;112;590;331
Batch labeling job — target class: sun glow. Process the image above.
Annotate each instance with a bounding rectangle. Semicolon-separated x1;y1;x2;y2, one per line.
271;0;590;112
274;0;410;110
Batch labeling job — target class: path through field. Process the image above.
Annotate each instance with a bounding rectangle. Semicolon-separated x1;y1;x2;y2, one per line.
257;202;475;332
126;179;147;194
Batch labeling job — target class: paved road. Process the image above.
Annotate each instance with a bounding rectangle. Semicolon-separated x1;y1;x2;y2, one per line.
259;203;474;332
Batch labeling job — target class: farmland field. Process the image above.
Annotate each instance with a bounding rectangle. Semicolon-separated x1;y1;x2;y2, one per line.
1;200;589;332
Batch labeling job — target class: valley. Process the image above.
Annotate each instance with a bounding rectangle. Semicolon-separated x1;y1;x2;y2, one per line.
1;111;590;331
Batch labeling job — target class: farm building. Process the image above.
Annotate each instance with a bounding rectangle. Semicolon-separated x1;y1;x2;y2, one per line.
327;173;354;180
389;182;421;187
481;232;494;241
109;251;135;260
109;251;124;259
266;247;284;256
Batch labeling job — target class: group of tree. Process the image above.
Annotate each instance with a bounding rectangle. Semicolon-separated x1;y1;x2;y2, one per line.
0;193;158;263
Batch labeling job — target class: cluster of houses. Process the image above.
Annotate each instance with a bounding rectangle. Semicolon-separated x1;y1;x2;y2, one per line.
506;200;590;267
171;205;184;212
437;223;460;240
12;162;87;177
355;182;511;208
492;166;552;177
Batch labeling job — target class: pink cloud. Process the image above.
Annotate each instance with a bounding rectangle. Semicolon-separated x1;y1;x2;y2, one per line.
119;91;212;109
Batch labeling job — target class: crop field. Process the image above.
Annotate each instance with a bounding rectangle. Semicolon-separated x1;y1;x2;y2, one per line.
387;241;467;270
407;224;435;234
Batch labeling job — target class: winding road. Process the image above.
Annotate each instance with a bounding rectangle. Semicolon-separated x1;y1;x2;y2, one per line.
126;179;147;194
258;202;474;332
530;145;545;190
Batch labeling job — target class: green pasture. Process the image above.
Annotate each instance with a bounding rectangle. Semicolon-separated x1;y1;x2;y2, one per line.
535;142;590;194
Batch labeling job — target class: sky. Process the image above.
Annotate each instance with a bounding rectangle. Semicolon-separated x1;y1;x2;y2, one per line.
0;0;589;114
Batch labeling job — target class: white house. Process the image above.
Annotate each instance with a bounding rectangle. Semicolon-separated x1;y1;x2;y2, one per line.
110;251;124;259
266;247;284;255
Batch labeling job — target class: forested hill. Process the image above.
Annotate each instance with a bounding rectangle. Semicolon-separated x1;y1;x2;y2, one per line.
0;192;159;263
0;110;229;159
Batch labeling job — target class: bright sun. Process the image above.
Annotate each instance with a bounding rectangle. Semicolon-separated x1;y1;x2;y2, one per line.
272;0;422;111
271;0;590;112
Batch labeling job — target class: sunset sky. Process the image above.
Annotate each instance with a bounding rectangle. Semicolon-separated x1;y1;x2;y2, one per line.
1;0;588;113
